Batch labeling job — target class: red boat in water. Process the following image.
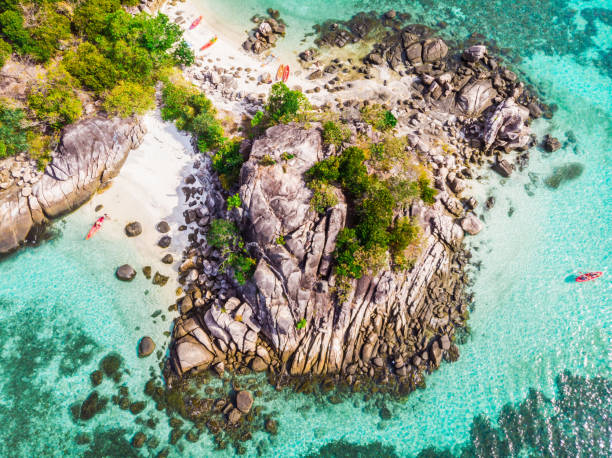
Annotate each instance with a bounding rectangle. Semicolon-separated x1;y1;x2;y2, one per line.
575;272;603;283
189;16;203;30
85;215;108;240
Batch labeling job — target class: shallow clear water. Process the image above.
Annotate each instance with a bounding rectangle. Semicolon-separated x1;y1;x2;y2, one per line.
1;0;611;456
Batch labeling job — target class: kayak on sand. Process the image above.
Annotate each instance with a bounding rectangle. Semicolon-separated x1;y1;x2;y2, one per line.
189;15;203;30
575;271;603;283
276;64;285;81
85;214;109;240
282;64;290;83
200;36;217;51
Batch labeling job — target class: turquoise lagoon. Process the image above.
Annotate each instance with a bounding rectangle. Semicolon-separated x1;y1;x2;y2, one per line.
1;0;611;456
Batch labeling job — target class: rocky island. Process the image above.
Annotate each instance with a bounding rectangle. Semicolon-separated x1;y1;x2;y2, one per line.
0;0;562;454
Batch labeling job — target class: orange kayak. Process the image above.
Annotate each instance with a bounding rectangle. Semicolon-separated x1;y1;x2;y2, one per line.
276;64;285;81
190;15;203;30
85;217;105;240
200;36;217;51
282;64;290;83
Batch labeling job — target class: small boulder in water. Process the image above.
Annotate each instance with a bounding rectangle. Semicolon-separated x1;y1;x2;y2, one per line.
461;214;483;235
116;264;136;281
138;336;156;357
80;391;106;420
493;158;514;177
158;235;171;248
543;134;562;152
131;432;146;448
162;254;173;264
235;390;253;413
100;352;122;376
90;370;103;386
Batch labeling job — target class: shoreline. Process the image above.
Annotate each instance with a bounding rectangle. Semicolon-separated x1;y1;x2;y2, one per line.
78;111;199;297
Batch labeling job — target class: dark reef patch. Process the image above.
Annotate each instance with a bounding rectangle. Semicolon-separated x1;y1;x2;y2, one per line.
0;296;101;456
306;439;399;458
544;162;584;189
414;371;612;457
82;427;138;458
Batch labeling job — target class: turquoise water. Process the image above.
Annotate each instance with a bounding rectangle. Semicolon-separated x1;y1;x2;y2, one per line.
2;0;611;456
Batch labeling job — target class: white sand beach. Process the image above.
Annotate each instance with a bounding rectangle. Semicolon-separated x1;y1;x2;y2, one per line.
77;112;198;295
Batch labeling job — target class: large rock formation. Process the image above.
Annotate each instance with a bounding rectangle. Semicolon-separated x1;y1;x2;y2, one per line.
0;117;144;254
170;124;469;382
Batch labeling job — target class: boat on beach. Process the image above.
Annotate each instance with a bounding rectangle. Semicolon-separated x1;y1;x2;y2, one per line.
189;15;203;30
275;64;285;81
200;36;218;51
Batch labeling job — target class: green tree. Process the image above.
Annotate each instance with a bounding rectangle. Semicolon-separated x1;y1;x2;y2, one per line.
322;121;350;149
355;185;395;248
418;176;437;204
334;228;363;278
73;0;121;38
338;146;370;196
212;139;243;188
0;104;28;158
103;81;155;117
207;219;239;249
227;193;241;210
264;82;309;124
0;38;11;67
0;10;31;51
193;111;225;151
64;42;118;93
27;66;83;129
28;6;71;62
389;217;419;254
173;40;194;66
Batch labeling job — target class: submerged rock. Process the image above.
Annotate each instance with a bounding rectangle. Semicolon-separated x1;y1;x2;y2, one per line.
544;163;584;189
100;353;122;376
131;432;146;448
80;391;106;420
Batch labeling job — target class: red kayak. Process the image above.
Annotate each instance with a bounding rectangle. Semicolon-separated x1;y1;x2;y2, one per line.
200;36;217;51
85;216;106;240
189;16;203;30
575;272;603;283
282;64;290;83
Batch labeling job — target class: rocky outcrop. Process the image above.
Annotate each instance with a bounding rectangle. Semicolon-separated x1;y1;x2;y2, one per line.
0;116;145;255
456;80;497;117
170;125;469;384
242;12;286;55
33;117;144;218
483;98;530;150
